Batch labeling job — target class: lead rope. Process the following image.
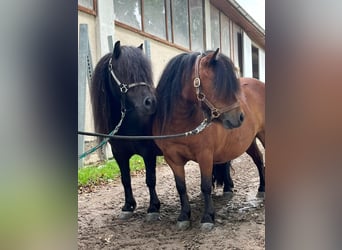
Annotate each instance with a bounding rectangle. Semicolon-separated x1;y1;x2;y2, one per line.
78;110;126;159
78;118;211;141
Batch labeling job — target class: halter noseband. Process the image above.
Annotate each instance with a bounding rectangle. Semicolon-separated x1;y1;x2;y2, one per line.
193;54;240;120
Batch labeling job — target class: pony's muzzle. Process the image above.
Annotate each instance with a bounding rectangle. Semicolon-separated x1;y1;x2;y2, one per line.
221;110;244;129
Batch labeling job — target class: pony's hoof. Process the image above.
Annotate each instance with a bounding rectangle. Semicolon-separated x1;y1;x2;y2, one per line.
200;222;214;231
223;191;234;199
146;212;160;221
256;192;265;199
176;220;191;230
118;211;133;220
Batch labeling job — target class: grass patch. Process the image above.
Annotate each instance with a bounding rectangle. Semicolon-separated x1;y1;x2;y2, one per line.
78;155;164;189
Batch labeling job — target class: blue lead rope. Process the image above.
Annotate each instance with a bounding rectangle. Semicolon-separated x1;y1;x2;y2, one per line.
78;111;126;159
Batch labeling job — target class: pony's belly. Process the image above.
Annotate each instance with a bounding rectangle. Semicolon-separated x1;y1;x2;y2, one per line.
212;126;255;162
213;149;245;163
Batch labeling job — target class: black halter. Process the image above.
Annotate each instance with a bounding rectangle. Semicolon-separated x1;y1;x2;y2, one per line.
108;57;152;111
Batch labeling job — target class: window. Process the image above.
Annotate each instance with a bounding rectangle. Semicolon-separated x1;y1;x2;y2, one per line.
113;0;204;51
210;5;220;50
252;45;259;79
143;0;166;39
114;0;142;30
237;31;243;76
78;0;97;15
172;0;190;48
189;0;204;52
220;14;230;57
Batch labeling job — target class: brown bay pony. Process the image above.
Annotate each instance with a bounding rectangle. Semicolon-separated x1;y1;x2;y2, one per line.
152;49;265;230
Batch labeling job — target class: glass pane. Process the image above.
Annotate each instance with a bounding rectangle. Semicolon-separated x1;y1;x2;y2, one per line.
114;0;142;30
210;5;220;50
189;0;204;51
79;0;94;10
220;14;230;57
172;0;190;48
143;0;166;39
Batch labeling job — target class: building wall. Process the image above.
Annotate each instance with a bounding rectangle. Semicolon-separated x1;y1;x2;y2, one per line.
78;11;98;62
78;11;97;144
114;26;185;85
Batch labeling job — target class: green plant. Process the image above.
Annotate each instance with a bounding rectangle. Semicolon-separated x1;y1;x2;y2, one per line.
78;155;164;188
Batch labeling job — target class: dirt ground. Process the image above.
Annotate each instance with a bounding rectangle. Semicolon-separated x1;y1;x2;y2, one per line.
78;152;265;250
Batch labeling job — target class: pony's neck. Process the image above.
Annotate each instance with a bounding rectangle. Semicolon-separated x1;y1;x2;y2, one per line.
172;97;204;127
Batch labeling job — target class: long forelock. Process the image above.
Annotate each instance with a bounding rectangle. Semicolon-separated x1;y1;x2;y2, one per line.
112;46;153;86
211;54;240;100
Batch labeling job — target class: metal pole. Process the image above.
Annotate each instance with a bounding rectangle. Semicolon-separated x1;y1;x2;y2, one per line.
144;40;151;59
78;24;89;168
108;35;114;52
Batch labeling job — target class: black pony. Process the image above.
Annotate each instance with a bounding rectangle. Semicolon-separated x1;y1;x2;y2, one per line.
90;41;161;220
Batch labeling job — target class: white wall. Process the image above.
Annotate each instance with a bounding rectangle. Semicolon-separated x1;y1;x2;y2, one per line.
259;49;265;82
242;32;253;78
114;26;184;85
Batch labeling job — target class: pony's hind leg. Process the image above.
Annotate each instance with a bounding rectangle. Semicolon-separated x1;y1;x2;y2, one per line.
143;154;161;221
114;153;137;219
246;139;265;195
212;162;234;197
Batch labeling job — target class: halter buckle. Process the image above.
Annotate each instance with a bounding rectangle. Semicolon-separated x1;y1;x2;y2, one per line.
193;77;201;88
120;84;128;93
197;92;206;101
211;109;220;118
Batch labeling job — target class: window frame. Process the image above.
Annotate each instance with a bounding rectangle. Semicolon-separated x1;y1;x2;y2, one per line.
113;0;206;52
78;0;97;16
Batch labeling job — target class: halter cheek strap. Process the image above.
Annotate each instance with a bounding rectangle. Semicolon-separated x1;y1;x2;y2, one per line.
108;58;151;93
193;54;240;120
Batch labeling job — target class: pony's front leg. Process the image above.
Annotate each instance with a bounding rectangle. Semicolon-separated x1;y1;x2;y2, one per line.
115;154;136;219
143;154;161;221
168;160;191;230
200;160;215;231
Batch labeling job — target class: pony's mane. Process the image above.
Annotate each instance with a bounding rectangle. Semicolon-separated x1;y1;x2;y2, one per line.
155;50;239;132
90;45;153;135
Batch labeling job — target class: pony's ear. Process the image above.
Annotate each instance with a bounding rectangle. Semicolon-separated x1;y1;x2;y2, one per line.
138;43;143;50
209;48;220;64
113;41;121;59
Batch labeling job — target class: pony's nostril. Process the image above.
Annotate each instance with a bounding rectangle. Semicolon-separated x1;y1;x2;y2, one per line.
144;97;155;109
239;113;244;122
144;97;152;106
